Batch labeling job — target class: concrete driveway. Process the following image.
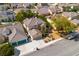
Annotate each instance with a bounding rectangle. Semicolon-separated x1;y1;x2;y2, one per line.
15;39;45;56
26;39;79;56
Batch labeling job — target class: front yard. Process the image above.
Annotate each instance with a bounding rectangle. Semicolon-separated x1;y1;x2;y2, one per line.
44;15;77;43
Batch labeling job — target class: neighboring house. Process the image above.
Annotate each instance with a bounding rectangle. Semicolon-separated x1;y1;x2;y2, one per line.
0;16;8;22
10;3;31;9
9;28;28;47
58;3;79;7
16;4;23;8
14;8;28;15
10;3;23;8
37;5;63;15
23;17;45;31
62;12;79;20
0;4;10;11
2;27;12;37
36;3;49;8
23;3;31;8
0;22;28;46
10;3;18;9
0;10;16;22
28;29;42;41
71;19;79;25
37;6;52;15
36;3;42;8
9;22;28;46
49;5;63;14
0;34;7;44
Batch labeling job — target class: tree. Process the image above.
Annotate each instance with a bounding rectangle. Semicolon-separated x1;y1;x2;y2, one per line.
16;10;37;22
63;6;79;12
16;10;26;22
53;16;77;34
0;43;14;56
15;10;51;36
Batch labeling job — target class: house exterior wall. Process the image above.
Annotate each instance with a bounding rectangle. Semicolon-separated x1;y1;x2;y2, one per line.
29;32;42;41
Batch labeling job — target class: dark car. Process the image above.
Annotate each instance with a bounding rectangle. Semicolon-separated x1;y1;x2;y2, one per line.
74;35;79;41
65;32;79;40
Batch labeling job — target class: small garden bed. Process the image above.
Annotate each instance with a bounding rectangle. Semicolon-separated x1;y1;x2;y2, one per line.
44;31;61;43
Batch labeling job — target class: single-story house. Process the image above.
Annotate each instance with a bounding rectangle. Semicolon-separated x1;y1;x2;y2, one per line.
2;27;12;37
49;6;63;14
0;16;9;22
37;6;52;15
36;3;42;8
28;29;42;41
23;3;31;8
0;4;10;11
71;19;79;25
10;3;31;9
23;17;45;31
0;22;29;46
9;28;28;47
62;12;79;20
0;10;16;22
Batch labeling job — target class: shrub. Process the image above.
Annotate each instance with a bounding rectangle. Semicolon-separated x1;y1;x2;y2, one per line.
53;16;77;34
0;43;14;56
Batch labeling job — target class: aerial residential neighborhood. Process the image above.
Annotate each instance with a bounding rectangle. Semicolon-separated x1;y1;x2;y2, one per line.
1;3;79;56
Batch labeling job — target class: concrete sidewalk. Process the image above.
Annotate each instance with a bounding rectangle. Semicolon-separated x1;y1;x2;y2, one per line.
15;38;63;56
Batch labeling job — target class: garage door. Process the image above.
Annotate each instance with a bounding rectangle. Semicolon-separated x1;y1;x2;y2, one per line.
12;39;29;47
17;39;27;46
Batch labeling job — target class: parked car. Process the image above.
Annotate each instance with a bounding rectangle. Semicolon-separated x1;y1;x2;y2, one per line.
65;32;79;40
74;35;79;41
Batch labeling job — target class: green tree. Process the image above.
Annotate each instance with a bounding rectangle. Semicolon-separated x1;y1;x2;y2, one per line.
16;10;37;22
0;43;14;56
16;10;26;22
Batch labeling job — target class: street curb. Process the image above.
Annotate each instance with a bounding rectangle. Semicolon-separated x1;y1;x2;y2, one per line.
38;38;63;49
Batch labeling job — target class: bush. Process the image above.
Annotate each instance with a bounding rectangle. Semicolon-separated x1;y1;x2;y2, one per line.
63;6;79;12
0;43;14;56
53;16;77;34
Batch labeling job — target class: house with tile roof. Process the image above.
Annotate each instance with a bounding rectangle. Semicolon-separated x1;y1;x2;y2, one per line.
71;19;79;25
0;10;16;22
8;28;28;47
28;29;42;41
49;5;63;14
62;12;79;20
37;6;52;15
23;17;45;31
0;22;29;46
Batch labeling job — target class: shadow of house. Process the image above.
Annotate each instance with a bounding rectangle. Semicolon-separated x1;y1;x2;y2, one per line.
14;48;20;56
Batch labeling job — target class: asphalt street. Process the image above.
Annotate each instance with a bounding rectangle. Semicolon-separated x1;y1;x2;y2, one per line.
25;39;79;56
